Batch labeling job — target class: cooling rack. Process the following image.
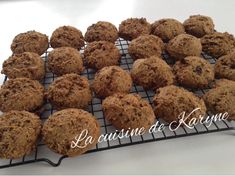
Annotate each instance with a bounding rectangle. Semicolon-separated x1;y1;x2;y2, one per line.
0;38;234;169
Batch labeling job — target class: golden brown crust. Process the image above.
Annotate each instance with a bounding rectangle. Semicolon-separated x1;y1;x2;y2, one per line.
48;47;84;76
128;35;164;60
167;34;202;60
183;15;214;38
11;31;49;55
102;93;155;131
173;56;214;88
118;18;151;40
131;56;175;90
201;32;235;58
50;26;85;50
84;21;118;43
92;66;132;98
46;74;92;110
151;18;185;42
0;78;44;112
153;85;206;124
84;41;121;70
0;110;41;159
42;108;100;157
2;52;45;80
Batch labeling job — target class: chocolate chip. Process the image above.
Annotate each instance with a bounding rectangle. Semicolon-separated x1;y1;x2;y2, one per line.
195;66;202;75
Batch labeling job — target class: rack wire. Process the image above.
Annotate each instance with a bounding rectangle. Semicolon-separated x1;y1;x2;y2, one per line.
0;38;234;169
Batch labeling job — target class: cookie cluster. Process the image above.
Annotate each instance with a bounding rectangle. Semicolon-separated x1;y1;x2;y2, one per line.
0;15;234;159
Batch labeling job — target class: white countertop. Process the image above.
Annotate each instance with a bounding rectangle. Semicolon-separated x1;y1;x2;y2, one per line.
1;0;235;174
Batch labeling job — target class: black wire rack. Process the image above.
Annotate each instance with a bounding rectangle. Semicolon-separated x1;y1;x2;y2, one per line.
0;38;234;169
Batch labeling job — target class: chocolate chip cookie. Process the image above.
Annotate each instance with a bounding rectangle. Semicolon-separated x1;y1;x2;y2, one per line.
214;51;235;81
173;56;214;88
1;52;45;80
11;31;49;55
102;93;155;131
203;80;235;120
151;18;185;42
128;35;164;60
42;108;100;157
84;21;118;43
153;85;206;124
92;66;132;98
131;56;175;90
84;41;121;70
50;26;85;50
118;18;151;40
0;110;41;159
201;32;235;58
0;78;44;112
183;15;214;38
46;74;92;110
167;34;202;60
48;47;84;76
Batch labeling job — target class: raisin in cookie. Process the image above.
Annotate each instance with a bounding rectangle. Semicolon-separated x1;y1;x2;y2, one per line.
0;78;44;112
92;66;132;98
84;21;118;43
167;34;202;60
50;26;85;50
84;41;121;70
42;108;100;157
214;51;235;81
0;110;41;159
118;18;151;40
153;85;206;124
46;74;92;110
151;18;185;42
131;56;175;90
201;32;235;58
173;56;214;88
102;93;155;131
48;47;84;76
128;35;164;60
1;52;45;80
183;15;214;38
11;31;48;55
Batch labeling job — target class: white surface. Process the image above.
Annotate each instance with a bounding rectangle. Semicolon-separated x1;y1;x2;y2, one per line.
0;0;235;174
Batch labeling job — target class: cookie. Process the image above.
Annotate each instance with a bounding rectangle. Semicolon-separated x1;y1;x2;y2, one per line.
203;80;235;120
128;35;164;60
84;41;121;70
42;108;100;157
173;56;214;89
102;93;155;131
153;85;206;124
11;30;49;55
118;18;151;40
46;74;92;110
166;34;202;60
0;78;44;112
212;79;235;88
0;110;41;159
214;51;235;81
92;66;132;98
151;18;185;42
50;26;85;50
183;15;214;38
1;52;45;80
201;32;235;58
84;21;118;43
48;47;84;76
131;56;175;90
